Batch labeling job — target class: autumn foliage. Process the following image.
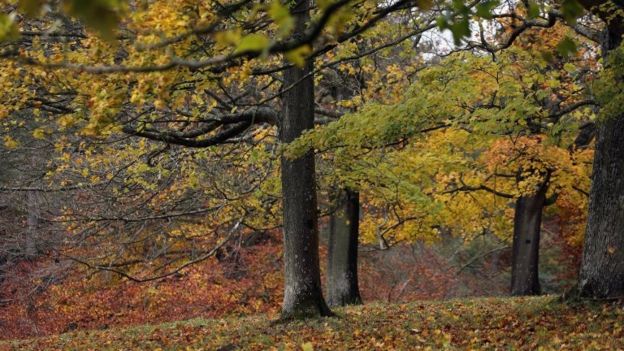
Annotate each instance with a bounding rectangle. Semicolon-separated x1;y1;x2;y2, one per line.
0;0;623;347
1;218;583;340
0;232;283;339
4;296;623;350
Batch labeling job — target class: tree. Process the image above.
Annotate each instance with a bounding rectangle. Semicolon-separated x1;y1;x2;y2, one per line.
510;173;550;295
327;188;362;306
279;0;332;318
3;0;616;315
291;31;596;296
2;0;440;318
575;0;624;299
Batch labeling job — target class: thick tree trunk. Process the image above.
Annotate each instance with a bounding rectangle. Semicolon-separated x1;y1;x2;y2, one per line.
511;180;548;296
279;0;332;318
578;114;624;299
327;188;362;306
577;20;624;299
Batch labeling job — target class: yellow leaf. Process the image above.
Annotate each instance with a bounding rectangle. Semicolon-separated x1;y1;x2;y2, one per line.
235;33;270;54
0;106;9;119
3;136;18;149
33;128;46;139
285;45;311;67
215;29;242;48
301;342;314;351
269;0;294;36
58;115;76;129
154;99;167;110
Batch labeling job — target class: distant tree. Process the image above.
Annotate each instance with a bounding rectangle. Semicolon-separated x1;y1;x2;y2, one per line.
327;188;362;306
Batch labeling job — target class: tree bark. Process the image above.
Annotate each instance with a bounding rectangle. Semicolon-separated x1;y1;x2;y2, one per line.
25;189;39;258
23;154;40;259
578;115;624;299
578;113;624;299
577;11;624;299
511;179;548;296
327;188;362;306
279;0;332;318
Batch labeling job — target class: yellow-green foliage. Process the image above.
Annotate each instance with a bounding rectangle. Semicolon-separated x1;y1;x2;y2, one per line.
594;43;624;121
289;43;594;245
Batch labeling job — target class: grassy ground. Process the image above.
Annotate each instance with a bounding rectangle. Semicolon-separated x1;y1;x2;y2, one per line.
2;296;622;350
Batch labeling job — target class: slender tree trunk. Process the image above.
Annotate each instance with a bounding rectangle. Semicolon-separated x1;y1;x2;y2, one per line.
577;19;624;299
23;154;40;259
25;190;39;258
511;180;548;296
279;0;332;318
327;188;362;306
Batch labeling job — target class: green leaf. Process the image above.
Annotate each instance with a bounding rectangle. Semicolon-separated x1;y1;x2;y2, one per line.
450;18;470;45
451;0;469;14
436;16;448;29
561;0;584;24
541;51;554;63
556;36;577;57
0;14;19;42
234;33;270;54
476;0;499;19
527;1;540;19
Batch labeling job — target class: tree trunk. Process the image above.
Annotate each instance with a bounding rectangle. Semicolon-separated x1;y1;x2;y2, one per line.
577;19;624;299
279;0;332;318
511;180;548;296
25;189;39;258
23;153;40;259
327;188;362;306
578;111;624;299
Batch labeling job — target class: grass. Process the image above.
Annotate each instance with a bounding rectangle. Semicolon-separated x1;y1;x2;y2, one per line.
2;295;623;350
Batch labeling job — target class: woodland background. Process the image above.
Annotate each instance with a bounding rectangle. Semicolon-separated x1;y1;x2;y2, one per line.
0;0;621;345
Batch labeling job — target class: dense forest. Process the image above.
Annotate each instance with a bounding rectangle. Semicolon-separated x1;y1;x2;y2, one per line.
0;0;623;349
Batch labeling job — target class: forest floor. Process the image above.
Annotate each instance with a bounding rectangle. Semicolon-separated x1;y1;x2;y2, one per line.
2;295;622;350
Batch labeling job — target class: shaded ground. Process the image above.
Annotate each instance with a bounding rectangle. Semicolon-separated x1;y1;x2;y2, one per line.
0;220;581;340
3;296;622;350
0;231;513;340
